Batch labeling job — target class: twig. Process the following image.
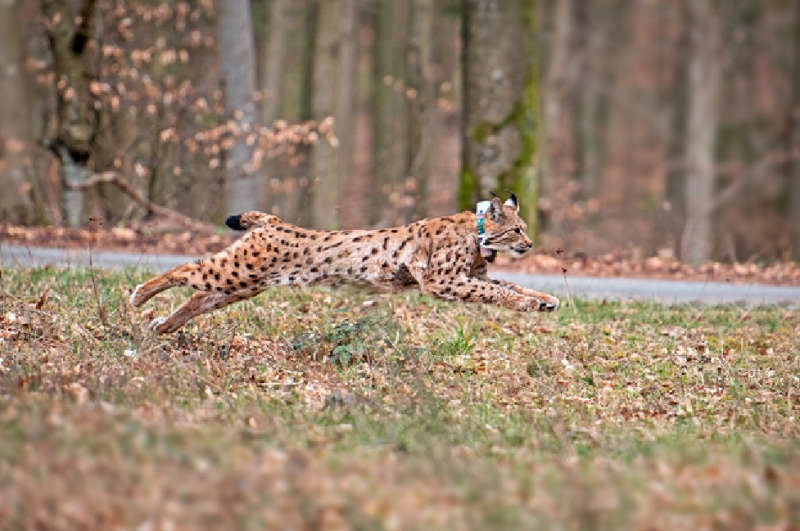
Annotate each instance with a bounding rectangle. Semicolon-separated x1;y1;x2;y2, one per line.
554;249;576;315
87;217;109;336
562;267;575;315
64;171;216;233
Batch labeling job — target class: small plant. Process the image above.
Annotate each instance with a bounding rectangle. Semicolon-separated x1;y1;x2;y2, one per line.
325;318;373;367
430;325;477;359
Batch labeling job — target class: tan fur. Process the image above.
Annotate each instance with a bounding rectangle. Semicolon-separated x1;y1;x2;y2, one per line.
131;198;559;333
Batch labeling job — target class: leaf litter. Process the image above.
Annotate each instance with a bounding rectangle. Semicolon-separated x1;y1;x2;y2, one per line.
0;267;798;529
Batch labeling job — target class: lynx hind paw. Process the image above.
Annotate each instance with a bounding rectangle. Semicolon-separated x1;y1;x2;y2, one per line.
130;284;148;307
147;316;167;331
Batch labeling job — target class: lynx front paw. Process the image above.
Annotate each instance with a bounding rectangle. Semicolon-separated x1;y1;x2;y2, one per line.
538;295;559;312
527;295;559;312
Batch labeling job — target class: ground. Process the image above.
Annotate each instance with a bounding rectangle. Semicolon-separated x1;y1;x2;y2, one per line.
1;267;798;529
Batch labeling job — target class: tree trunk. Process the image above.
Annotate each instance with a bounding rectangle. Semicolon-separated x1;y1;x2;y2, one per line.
404;0;437;221
665;1;690;251
308;0;357;229
460;0;540;233
0;0;33;223
370;0;410;225
540;0;573;235
289;0;318;227
788;0;800;261
260;0;290;126
43;0;99;228
218;0;259;215
680;0;720;265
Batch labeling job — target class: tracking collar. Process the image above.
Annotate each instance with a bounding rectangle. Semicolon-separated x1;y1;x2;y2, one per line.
475;201;496;262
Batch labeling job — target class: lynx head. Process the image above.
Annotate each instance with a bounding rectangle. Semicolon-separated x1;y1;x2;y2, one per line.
481;194;533;258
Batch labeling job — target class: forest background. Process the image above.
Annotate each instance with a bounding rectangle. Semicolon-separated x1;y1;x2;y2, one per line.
1;0;799;266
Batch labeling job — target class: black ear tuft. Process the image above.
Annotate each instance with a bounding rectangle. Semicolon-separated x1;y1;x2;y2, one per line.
225;214;243;231
504;190;518;209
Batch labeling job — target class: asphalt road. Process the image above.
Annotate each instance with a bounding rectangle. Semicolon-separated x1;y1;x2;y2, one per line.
2;244;799;307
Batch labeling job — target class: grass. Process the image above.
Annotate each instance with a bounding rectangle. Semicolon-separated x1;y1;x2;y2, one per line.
1;266;799;529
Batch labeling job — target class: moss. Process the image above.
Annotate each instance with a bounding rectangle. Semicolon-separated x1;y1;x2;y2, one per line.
470;122;490;143
458;165;479;211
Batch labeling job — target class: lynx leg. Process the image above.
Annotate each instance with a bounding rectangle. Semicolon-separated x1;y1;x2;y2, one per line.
489;279;559;311
151;290;250;334
130;263;201;307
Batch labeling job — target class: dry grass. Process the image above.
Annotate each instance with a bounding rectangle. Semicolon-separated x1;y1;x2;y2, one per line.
1;267;799;530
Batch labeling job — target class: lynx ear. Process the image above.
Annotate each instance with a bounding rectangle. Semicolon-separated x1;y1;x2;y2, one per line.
487;197;505;221
504;191;519;211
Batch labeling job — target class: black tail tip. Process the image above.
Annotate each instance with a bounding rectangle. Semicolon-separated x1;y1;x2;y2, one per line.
225;214;243;230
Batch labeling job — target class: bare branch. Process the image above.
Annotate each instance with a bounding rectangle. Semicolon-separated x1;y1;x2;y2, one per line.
64;171;217;233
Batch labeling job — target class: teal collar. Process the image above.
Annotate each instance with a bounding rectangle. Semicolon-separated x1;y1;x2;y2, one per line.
475;201;495;260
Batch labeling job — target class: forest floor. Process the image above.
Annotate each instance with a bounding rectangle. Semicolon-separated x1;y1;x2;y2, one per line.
3;222;800;286
1;267;799;528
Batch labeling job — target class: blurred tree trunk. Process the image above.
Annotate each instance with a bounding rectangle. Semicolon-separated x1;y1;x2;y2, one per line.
0;0;33;222
542;0;573;181
334;0;357;213
665;1;690;251
540;0;573;236
309;0;356;229
291;0;318;227
218;0;259;215
404;0;437;220
258;0;292;220
308;0;337;228
460;0;540;233
789;0;800;260
260;0;290;126
680;0;720;264
573;0;611;199
370;0;410;225
42;0;99;228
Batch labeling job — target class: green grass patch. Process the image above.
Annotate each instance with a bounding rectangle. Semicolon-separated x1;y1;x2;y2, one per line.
1;267;798;529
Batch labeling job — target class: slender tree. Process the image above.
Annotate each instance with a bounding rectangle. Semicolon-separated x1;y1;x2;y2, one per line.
218;0;259;215
788;0;800;260
404;0;437;221
0;0;33;222
680;0;721;264
308;0;357;229
260;0;291;126
371;0;410;225
460;0;540;233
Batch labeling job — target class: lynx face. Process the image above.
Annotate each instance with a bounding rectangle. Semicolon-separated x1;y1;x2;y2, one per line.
481;196;533;258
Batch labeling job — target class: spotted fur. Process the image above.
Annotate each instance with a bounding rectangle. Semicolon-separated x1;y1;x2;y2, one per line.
131;197;559;333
